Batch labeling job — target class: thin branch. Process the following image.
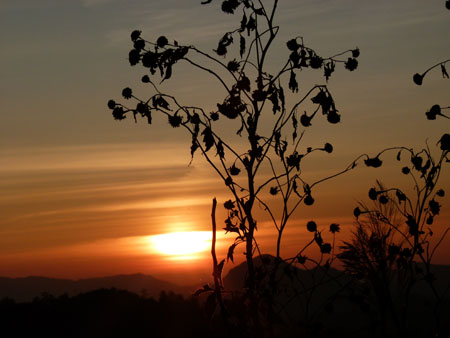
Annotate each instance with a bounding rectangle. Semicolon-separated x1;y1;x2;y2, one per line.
183;57;232;94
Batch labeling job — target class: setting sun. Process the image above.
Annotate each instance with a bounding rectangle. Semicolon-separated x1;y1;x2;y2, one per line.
150;231;211;258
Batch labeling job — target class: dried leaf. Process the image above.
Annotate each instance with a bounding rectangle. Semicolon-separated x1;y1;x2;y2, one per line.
190;136;198;160
216;140;225;159
227;243;237;262
292;113;298;141
240;13;247;32
246;17;256;36
288;71;298;93
279;85;285;112
201;127;214;152
240;35;246;58
441;64;449;79
216;259;225;279
161;63;172;82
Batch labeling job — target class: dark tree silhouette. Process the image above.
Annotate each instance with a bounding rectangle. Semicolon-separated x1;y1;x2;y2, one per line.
107;0;363;336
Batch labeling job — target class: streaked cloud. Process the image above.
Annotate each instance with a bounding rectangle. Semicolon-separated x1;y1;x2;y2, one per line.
80;0;115;7
103;1;236;47
0;143;219;252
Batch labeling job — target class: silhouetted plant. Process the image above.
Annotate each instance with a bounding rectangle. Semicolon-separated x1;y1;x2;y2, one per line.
412;59;449;86
340;184;399;309
107;0;366;336
344;133;449;335
416;59;450;123
412;3;449;120
341;24;450;333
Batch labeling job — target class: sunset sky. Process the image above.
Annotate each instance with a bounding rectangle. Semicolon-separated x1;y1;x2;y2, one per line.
1;0;449;285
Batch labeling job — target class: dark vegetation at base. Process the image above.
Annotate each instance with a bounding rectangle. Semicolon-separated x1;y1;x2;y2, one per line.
0;289;219;338
1;259;449;338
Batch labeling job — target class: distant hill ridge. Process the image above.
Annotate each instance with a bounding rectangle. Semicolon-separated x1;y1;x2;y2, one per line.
2;257;450;302
223;255;450;300
0;273;193;302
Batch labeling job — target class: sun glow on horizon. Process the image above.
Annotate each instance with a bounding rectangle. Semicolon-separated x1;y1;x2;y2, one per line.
150;231;211;259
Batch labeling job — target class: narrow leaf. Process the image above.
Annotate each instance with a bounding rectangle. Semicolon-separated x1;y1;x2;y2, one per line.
240;35;246;58
202;127;214;152
227;243;237;262
442;64;449;79
240;13;247;32
190;136;198;160
216;140;225;159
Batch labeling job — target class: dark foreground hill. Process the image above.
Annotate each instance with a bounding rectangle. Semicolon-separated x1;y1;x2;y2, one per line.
0;274;193;302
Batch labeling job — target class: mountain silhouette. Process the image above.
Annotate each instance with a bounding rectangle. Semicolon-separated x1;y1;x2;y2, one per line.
0;273;193;302
224;254;450;297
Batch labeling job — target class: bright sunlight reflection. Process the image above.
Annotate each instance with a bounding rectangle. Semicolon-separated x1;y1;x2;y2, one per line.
150;231;211;259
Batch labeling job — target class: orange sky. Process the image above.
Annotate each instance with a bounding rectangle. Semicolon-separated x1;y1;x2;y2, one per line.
1;142;448;284
0;0;449;285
